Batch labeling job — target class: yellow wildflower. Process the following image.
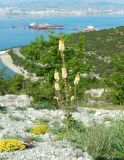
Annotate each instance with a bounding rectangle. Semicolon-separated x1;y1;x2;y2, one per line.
0;139;25;152
30;125;49;135
54;69;60;81
59;39;65;51
54;81;60;91
74;73;80;85
62;66;67;79
71;96;75;101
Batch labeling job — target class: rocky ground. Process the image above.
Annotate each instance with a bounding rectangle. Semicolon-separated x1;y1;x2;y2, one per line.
0;106;124;160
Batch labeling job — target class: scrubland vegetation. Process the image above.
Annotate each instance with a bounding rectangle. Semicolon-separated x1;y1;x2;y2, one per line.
0;26;124;159
4;26;124;106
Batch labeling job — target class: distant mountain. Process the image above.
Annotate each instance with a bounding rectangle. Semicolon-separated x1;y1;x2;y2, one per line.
1;0;124;8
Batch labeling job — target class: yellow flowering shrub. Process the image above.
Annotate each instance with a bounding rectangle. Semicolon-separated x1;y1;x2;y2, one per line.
30;125;49;135
0;139;25;152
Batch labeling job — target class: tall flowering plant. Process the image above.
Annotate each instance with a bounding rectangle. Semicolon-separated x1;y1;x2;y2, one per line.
54;38;80;113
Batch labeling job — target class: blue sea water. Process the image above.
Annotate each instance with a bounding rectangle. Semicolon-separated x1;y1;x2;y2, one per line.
0;59;15;77
0;15;124;75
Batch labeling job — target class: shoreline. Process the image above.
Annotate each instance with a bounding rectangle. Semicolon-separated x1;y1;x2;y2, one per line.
0;24;124;51
0;50;40;81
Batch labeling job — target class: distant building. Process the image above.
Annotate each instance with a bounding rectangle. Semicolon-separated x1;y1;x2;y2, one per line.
29;22;37;28
86;25;96;32
29;22;64;30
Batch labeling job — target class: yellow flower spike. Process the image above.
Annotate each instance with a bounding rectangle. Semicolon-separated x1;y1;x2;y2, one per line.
74;73;80;85
54;69;60;81
62;66;67;79
54;96;59;100
59;39;65;52
71;96;75;101
54;81;60;91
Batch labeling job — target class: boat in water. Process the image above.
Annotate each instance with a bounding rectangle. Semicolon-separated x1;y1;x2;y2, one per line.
75;25;96;33
86;25;96;32
29;22;64;30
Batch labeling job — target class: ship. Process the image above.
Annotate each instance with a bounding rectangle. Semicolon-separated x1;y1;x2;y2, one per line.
75;25;96;33
86;25;96;32
29;22;64;30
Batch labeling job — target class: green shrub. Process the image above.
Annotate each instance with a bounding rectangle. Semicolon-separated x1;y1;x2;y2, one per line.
0;106;7;114
2;134;41;143
0;126;4;130
22;136;42;143
9;115;24;121
54;117;124;159
15;106;27;111
34;101;55;110
68;120;124;159
34;118;50;125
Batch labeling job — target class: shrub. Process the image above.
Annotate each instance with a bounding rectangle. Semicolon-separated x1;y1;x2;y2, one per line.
29;125;49;135
34;101;55;110
0;139;25;152
68;120;124;159
15;106;27;111
9;115;24;121
105;53;124;105
54;119;124;159
0;106;7;114
34;118;50;125
22;136;42;143
2;134;42;143
0;126;4;130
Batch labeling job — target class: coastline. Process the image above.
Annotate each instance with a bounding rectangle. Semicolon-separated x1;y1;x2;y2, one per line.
0;50;40;81
1;15;124;50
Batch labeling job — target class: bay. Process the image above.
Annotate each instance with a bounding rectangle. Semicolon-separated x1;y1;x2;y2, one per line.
0;59;15;77
0;14;124;76
0;15;124;50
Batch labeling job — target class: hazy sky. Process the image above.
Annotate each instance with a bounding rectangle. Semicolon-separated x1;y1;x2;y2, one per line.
0;0;124;8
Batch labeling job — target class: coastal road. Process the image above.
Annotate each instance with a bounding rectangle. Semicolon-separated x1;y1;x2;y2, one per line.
13;48;47;68
0;50;40;81
13;48;25;59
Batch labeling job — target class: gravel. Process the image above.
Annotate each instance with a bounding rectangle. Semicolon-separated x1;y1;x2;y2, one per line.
0;106;123;160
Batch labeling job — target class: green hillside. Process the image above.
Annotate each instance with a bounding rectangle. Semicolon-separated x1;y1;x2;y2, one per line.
72;26;124;74
76;26;124;55
7;26;124;105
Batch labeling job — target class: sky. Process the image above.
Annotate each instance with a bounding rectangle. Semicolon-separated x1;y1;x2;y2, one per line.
0;0;124;8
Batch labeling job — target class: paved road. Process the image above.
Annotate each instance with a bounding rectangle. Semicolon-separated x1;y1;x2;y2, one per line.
13;48;25;59
13;47;48;68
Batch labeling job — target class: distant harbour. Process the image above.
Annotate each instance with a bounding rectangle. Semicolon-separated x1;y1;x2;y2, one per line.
0;14;124;75
0;15;124;50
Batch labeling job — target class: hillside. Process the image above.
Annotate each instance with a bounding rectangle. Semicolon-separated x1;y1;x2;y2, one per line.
7;26;124;105
72;26;124;73
17;25;124;76
75;26;124;55
0;27;123;160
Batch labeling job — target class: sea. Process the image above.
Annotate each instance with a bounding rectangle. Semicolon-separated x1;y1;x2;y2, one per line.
0;14;124;76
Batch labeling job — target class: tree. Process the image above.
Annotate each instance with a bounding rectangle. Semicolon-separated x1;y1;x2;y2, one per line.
105;53;124;104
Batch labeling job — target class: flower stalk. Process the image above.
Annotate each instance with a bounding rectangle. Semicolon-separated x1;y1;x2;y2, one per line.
54;39;80;113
